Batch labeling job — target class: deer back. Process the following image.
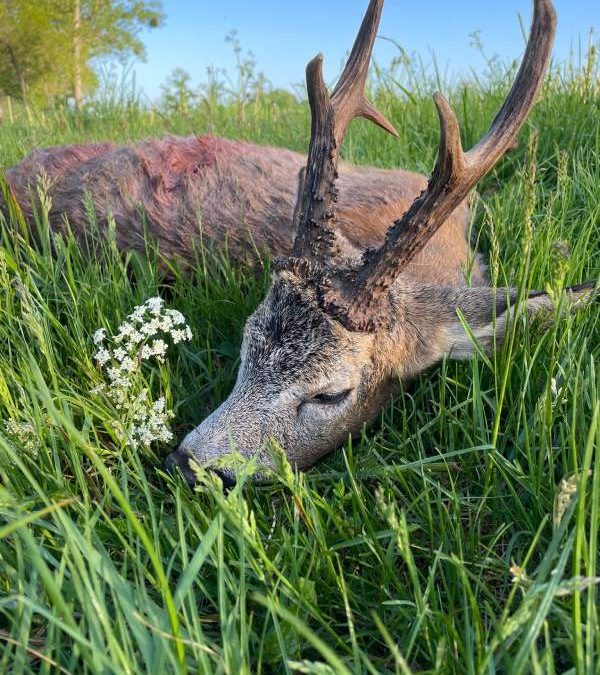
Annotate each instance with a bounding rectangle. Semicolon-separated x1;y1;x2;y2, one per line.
2;135;478;286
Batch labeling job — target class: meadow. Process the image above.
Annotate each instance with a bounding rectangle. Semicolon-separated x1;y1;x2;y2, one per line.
0;45;599;674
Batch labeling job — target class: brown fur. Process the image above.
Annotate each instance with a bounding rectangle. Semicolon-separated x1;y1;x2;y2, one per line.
2;135;481;286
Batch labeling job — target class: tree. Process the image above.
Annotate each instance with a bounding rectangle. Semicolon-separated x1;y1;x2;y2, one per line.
67;0;165;108
0;2;66;102
0;0;164;107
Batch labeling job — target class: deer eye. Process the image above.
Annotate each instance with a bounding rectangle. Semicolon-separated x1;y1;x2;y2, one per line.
310;389;353;406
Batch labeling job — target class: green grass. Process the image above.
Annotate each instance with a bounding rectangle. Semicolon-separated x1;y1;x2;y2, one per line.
0;51;599;673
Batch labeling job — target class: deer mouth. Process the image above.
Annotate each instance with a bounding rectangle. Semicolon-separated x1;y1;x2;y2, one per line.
164;448;237;488
163;448;198;485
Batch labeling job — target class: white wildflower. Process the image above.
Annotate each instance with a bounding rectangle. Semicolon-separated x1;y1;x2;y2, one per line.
94;349;111;366
91;296;193;449
153;397;166;413
167;309;186;326
119;356;136;373
115;322;134;342
119;322;134;335
158;426;173;443
141;320;160;337
129;305;147;322
146;296;164;315
93;328;106;345
128;401;174;449
158;315;173;331
170;329;187;344
106;367;122;382
170;326;193;344
113;347;128;362
140;345;153;360
151;339;168;361
4;419;39;456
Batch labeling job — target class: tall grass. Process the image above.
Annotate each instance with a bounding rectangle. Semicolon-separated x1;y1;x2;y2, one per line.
0;44;598;673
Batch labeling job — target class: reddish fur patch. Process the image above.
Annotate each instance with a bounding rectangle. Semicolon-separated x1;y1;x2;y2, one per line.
5;143;114;188
195;135;228;167
136;136;237;194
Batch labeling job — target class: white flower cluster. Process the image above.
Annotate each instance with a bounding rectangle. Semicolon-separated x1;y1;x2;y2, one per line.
92;296;192;449
127;392;174;447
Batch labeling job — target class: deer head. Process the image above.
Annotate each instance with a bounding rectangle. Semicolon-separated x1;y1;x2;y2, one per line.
165;0;588;486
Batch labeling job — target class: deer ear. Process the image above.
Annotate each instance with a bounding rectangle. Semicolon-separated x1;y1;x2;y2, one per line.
440;283;596;360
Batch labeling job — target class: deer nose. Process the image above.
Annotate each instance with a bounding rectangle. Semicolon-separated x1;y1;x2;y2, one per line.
164;450;237;489
164;448;197;485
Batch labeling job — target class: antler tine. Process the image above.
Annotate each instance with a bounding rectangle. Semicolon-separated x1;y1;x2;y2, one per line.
330;0;399;140
344;0;556;329
292;0;398;263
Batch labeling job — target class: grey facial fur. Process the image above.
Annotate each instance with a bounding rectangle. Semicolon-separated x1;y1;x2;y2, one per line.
171;268;393;478
166;265;596;484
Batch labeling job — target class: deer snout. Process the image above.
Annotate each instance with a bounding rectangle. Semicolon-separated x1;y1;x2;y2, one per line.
165;421;241;487
164;447;197;485
164;446;237;488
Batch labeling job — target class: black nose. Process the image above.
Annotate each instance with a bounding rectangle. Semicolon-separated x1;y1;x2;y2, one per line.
164;449;197;486
164;451;237;490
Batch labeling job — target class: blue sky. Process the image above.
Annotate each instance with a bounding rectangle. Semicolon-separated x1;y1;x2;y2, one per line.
132;0;599;102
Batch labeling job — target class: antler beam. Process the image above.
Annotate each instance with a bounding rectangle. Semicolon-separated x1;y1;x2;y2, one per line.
343;0;557;328
291;0;398;263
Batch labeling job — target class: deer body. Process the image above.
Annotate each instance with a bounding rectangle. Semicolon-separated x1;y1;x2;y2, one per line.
4;0;594;485
3;135;479;287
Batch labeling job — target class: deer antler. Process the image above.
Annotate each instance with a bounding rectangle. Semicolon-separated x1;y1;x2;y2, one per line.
291;0;398;264
288;0;556;331
338;0;557;329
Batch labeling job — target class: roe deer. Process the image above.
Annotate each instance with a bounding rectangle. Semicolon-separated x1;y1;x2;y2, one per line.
1;0;593;486
166;0;595;486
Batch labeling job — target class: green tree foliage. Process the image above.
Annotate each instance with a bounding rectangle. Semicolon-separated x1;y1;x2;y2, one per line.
0;2;65;102
0;0;164;107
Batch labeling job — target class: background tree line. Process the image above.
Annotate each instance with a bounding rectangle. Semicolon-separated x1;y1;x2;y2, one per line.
0;0;163;109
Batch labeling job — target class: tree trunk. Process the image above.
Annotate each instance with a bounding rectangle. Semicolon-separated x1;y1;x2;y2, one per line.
1;41;27;100
73;0;83;109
